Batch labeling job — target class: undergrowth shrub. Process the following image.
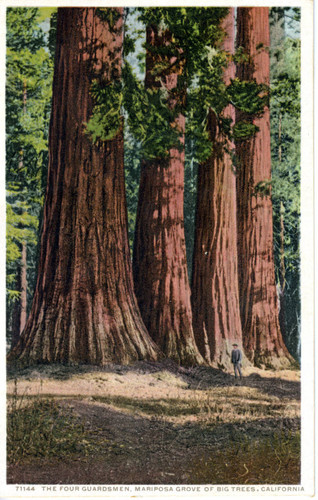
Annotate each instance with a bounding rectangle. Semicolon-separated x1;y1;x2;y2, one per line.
7;382;93;463
189;431;300;484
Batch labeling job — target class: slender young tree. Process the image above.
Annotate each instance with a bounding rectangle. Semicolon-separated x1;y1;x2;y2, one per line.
235;7;292;367
133;22;204;365
11;82;28;349
6;8;51;348
9;8;160;365
11;242;27;348
270;8;301;359
191;10;243;368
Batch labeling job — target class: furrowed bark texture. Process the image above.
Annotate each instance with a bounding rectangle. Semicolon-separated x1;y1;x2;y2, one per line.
133;26;204;366
9;8;160;365
236;7;292;367
191;10;243;368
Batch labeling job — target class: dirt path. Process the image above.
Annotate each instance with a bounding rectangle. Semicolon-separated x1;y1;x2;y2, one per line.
7;361;300;484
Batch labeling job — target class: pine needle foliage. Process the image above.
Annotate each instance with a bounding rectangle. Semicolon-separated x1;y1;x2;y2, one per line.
6;7;53;338
270;8;301;359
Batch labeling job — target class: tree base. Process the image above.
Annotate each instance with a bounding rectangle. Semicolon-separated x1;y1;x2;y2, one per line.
7;345;162;368
250;350;297;370
7;314;163;367
202;339;250;371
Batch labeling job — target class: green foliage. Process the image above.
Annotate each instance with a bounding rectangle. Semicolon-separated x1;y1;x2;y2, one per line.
7;390;90;463
123;63;181;160
7;290;21;304
186;81;226;164
233;46;251;65
233;121;259;141
6;8;53;190
269;8;301;359
124;131;142;251
7;200;38;255
37;7;57;23
5;7;301;364
89;7;273;275
6;47;53;182
252;180;272;198
48;10;58;60
227;79;269;114
184;137;198;278
85;9;125;144
138;7;228;77
96;7;121;29
6;8;44;52
86;80;123;142
270;39;300;117
124;8;272;271
6;188;39;306
125;8;230;164
184;15;268;164
123;33;137;57
6;7;54;337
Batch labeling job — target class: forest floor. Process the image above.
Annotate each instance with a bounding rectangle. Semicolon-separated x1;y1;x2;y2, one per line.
7;360;300;485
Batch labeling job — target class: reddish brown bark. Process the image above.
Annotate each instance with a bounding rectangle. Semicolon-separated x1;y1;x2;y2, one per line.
133;26;204;366
11;241;27;348
191;10;243;368
9;8;160;365
236;7;292;367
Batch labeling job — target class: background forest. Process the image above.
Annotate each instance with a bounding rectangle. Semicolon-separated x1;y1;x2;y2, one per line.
6;7;300;363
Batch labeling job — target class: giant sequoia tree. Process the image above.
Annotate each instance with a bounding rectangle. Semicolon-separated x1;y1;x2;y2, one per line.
191;10;243;368
132;18;204;365
7;7;300;370
235;7;292;367
9;8;160;365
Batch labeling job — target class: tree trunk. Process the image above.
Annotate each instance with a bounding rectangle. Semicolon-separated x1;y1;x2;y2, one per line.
236;7;292;367
191;10;243;368
269;8;286;79
278;200;287;343
9;8;160;365
133;25;204;366
11;241;27;348
278;111;282;163
12;81;28;349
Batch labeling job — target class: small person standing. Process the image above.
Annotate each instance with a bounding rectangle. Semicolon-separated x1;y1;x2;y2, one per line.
231;343;243;379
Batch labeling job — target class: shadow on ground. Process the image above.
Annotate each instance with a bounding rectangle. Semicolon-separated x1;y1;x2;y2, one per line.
7;399;300;485
7;359;300;401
